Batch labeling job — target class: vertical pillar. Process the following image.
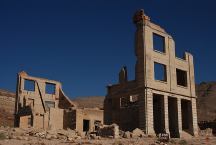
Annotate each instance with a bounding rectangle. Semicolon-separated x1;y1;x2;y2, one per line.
164;95;170;135
139;93;146;130
177;98;182;137
145;89;155;135
191;98;199;136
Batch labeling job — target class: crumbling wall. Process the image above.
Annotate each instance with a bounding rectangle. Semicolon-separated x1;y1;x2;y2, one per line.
105;9;198;137
105;80;141;131
63;109;76;130
59;88;76;109
15;71;76;130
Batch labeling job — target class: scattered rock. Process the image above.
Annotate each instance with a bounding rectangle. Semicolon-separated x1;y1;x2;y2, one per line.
199;128;213;137
131;128;145;138
75;136;81;140
123;131;131;138
16;136;23;140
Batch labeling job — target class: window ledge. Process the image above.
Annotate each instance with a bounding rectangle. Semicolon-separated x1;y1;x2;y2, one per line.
154;50;166;55
177;85;188;89
155;80;167;84
176;57;186;62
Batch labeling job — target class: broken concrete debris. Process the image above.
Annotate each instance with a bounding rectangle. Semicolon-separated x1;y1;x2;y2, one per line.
0;125;147;141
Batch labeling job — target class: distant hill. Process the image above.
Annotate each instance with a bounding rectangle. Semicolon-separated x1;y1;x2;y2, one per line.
0;81;215;127
0;89;15;127
72;96;104;109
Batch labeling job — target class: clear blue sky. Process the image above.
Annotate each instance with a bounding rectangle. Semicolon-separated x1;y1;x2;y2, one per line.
0;0;215;98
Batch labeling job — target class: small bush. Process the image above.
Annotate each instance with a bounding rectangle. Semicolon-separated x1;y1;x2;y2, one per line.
179;139;187;145
0;133;6;140
112;141;123;145
169;139;176;144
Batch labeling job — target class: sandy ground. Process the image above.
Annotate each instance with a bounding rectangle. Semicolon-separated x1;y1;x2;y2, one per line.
0;136;216;145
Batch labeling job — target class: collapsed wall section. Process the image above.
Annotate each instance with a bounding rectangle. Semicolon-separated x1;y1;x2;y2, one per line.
14;71;76;130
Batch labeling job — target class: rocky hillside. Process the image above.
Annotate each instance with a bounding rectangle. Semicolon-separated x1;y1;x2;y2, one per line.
0;89;15;127
196;82;216;121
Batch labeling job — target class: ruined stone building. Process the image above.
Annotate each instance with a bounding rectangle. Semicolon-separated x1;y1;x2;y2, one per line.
104;10;198;138
14;71;103;133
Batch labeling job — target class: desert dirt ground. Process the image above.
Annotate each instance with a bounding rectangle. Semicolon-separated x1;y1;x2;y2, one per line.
0;136;216;145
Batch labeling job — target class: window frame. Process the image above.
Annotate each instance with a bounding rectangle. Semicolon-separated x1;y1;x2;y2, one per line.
24;79;35;92
45;82;56;95
154;62;167;82
153;33;166;53
176;68;188;87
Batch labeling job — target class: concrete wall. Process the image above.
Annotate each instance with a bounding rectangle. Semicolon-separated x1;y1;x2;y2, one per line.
15;71;75;130
104;10;198;137
49;108;64;130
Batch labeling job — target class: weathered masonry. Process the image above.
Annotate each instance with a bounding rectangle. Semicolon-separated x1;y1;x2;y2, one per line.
14;71;103;133
14;71;76;129
104;10;198;138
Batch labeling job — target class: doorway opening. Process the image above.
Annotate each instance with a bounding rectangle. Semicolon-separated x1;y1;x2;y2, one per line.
168;97;180;138
83;119;90;132
153;94;165;134
181;99;193;135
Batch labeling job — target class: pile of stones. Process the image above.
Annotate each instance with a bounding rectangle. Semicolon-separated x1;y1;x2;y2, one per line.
120;128;146;139
0;126;82;141
0;125;153;142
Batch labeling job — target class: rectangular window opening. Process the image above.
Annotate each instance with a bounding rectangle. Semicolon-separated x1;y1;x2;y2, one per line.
45;83;56;94
153;33;165;53
154;62;167;82
45;101;55;110
176;69;187;87
24;79;35;91
120;95;139;108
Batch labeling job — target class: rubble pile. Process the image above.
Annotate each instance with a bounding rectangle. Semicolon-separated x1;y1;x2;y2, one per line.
0;125;148;141
0;125;171;145
1;126;213;145
0;126;81;141
199;128;213;137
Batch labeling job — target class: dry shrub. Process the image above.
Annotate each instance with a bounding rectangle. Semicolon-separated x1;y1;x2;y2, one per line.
0;133;6;140
179;139;187;145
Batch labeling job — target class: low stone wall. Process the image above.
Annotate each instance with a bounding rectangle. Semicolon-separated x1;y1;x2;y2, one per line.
98;124;119;138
